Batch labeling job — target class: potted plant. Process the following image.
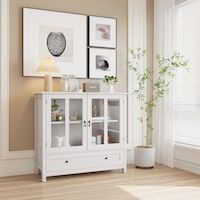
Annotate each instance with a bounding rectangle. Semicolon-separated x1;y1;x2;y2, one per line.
103;75;117;93
128;48;189;168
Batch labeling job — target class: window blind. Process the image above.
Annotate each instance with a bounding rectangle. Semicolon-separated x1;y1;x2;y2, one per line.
174;0;200;147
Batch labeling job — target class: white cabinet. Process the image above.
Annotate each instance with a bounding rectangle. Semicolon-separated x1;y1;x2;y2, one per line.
35;92;127;182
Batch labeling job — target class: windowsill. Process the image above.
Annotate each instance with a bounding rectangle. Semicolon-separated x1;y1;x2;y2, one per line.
175;142;200;153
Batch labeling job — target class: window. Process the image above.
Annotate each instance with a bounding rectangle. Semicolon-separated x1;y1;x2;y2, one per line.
174;0;200;147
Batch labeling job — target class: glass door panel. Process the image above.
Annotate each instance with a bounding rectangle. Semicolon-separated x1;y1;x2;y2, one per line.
92;122;105;145
89;97;106;147
51;98;66;148
69;99;82;122
92;99;104;119
88;96;122;148
107;99;120;144
69;123;83;146
69;98;83;147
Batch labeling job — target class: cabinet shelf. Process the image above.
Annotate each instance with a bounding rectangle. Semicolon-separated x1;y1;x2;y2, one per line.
51;121;83;124
92;117;104;120
94;128;119;134
51;121;65;125
92;120;104;123
92;119;119;123
92;117;104;123
108;128;119;133
69;120;82;124
108;119;119;123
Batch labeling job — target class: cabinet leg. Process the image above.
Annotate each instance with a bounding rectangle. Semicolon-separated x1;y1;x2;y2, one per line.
122;167;127;173
42;173;47;182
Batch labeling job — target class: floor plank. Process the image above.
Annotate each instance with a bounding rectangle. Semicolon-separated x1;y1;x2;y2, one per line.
0;165;199;200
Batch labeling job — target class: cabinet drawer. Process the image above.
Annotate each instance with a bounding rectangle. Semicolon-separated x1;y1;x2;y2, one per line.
47;151;123;172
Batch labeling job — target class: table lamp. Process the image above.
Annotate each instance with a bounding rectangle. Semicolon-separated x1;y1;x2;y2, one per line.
37;58;60;92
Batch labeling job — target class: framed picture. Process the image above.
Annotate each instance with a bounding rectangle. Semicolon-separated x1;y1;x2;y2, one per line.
89;16;117;48
89;48;116;79
23;8;87;78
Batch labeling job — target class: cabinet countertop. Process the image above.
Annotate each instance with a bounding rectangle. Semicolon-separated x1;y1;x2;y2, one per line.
35;92;128;95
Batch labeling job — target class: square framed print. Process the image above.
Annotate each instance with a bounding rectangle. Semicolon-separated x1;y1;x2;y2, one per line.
89;16;117;48
23;8;87;78
89;48;116;79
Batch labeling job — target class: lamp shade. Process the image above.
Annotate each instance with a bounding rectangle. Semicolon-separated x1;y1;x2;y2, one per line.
37;58;60;73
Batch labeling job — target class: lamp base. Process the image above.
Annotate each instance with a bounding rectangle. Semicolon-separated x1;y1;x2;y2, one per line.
44;74;52;92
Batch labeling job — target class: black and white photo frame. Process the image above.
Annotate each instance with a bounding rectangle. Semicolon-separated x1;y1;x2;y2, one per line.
88;16;117;79
23;9;117;79
89;48;116;79
89;16;117;48
23;8;87;78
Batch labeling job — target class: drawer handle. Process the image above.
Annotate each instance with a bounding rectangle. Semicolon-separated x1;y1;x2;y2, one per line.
65;160;69;163
105;157;108;160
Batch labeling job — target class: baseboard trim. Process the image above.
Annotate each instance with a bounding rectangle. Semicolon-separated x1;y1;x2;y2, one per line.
174;159;200;175
0;157;35;177
2;150;199;177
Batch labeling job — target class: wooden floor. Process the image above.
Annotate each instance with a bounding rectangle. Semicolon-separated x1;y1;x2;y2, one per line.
0;165;199;200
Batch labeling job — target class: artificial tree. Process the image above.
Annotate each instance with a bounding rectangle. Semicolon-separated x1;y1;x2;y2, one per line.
128;48;189;146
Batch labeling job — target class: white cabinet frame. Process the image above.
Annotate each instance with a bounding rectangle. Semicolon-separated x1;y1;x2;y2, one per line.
35;92;127;182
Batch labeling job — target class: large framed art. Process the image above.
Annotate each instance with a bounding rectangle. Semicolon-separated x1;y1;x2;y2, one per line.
89;48;116;79
89;16;117;48
23;8;87;78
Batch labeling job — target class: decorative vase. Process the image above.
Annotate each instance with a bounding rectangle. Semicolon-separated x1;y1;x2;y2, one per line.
61;80;68;92
61;75;79;92
134;145;155;168
108;84;114;93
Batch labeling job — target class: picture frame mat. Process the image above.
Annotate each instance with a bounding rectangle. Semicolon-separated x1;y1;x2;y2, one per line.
23;8;87;78
89;16;117;48
89;48;117;79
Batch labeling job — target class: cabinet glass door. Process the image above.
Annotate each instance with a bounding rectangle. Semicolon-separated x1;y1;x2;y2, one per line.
47;95;86;152
107;98;121;144
90;98;105;146
68;97;86;149
88;96;123;149
50;97;66;150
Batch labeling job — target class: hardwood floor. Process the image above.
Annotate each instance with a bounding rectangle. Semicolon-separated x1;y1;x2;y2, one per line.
0;165;199;200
